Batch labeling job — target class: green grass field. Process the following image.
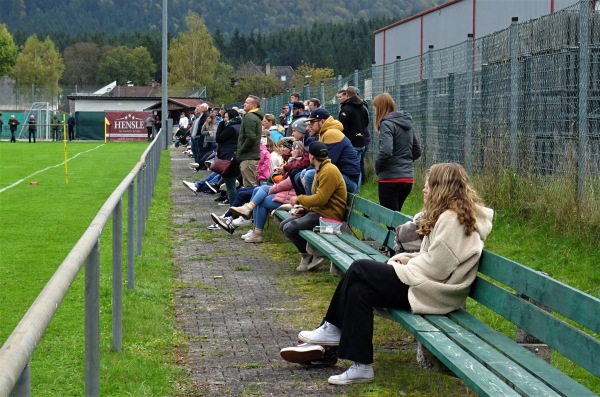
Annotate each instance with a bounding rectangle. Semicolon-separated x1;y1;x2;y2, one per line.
1;142;598;396
0;141;183;396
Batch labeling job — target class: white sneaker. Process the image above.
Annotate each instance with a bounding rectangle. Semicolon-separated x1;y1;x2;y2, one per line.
188;162;200;169
182;180;198;194
328;362;374;385
244;233;263;243
206;223;220;230
298;322;341;346
241;230;254;240
296;254;312;272
232;217;253;227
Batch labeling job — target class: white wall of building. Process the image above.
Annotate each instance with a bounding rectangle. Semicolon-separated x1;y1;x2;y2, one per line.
70;98;158;112
374;0;580;66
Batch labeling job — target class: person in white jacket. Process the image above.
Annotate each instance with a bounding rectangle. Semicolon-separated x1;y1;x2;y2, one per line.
281;162;494;385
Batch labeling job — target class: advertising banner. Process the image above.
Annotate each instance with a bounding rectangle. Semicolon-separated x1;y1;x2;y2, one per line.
105;111;151;141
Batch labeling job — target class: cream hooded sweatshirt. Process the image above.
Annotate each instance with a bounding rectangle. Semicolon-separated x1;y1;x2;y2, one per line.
388;206;494;314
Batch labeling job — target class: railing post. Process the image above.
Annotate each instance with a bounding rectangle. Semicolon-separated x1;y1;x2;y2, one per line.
425;44;434;165
510;17;520;171
319;82;325;109
136;170;143;255
85;240;100;397
394;56;402;106
112;199;123;352
127;181;135;290
8;365;30;397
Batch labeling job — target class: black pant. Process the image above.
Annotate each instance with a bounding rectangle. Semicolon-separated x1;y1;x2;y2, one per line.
325;259;410;364
288;167;304;196
146;127;152;141
378;181;413;212
69;126;75;141
29;131;36;143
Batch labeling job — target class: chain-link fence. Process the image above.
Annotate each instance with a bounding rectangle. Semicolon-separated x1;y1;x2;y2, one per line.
262;0;599;211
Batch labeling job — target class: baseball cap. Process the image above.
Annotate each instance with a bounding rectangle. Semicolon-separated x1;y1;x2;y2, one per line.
291;101;304;110
308;141;328;158
305;108;330;121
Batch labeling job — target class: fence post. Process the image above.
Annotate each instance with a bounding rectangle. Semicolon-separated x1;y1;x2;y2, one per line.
394;56;402;105
510;17;520;170
319;82;325;107
425;45;434;165
465;34;474;173
578;0;590;204
112;199;123;352
85;240;100;397
127;181;135;290
354;69;359;87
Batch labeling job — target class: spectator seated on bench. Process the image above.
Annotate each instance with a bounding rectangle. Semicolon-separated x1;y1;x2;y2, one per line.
280;162;494;385
279;142;348;272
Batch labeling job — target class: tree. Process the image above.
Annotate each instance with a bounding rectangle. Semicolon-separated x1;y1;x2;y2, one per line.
10;35;64;94
233;74;283;101
0;24;18;77
61;42;101;85
290;62;335;87
96;45;156;85
168;13;220;94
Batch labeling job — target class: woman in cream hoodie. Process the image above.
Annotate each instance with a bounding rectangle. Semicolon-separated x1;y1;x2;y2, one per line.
286;162;494;385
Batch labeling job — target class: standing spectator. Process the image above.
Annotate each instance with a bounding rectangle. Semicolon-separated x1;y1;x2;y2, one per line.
154;115;161;134
27;115;37;143
50;112;61;141
307;98;321;111
279;104;290;128
8;115;19;143
339;86;369;185
286;101;309;137
303;108;361;194
279;142;347;271
201;113;218;155
189;104;208;169
290;92;301;103
216;109;243;203
237;95;264;187
372;93;421;212
66;112;77;141
145;114;154;141
0;113;4;140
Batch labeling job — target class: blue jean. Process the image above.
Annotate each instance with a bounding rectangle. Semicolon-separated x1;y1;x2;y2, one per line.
253;194;283;229
354;145;367;187
300;169;358;195
224;186;258;218
195;172;220;191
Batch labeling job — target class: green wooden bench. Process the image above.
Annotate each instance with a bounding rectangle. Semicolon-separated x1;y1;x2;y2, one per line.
273;194;600;396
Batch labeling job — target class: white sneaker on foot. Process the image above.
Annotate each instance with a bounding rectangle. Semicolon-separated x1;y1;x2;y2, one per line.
244;233;263;243
232;217;253;227
182;180;198;194
328;362;374;385
298;322;341;346
296;253;312;272
241;230;254;240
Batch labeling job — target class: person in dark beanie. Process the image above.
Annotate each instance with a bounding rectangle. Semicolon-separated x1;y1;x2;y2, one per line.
279;141;347;272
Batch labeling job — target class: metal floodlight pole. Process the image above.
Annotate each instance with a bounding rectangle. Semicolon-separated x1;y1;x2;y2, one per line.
161;0;169;150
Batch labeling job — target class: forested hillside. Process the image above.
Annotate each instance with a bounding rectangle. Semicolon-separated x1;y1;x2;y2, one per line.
2;0;442;38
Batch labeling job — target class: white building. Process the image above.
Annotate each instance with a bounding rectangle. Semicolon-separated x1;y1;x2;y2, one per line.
374;0;580;67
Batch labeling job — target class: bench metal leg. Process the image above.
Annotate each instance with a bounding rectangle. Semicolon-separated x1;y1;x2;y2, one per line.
416;342;455;376
515;294;552;363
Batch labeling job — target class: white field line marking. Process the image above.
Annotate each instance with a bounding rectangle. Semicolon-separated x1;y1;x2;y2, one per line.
0;144;105;193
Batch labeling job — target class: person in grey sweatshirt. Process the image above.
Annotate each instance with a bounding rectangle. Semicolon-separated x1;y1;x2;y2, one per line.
372;92;421;212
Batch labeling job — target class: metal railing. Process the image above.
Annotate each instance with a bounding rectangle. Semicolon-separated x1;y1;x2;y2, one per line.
0;130;164;397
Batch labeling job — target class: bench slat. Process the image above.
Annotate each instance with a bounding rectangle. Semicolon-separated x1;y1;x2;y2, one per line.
479;251;600;334
449;310;598;397
426;315;561;396
350;195;411;226
347;212;394;247
471;277;600;378
299;231;360;272
390;310;522;397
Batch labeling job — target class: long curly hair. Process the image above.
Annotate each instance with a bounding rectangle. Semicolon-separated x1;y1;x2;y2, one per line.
418;163;484;237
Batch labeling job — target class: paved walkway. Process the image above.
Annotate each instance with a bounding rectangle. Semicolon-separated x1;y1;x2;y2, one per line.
170;149;342;396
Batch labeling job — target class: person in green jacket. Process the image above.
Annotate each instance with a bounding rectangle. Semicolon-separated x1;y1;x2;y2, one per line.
50;112;62;141
237;95;264;187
